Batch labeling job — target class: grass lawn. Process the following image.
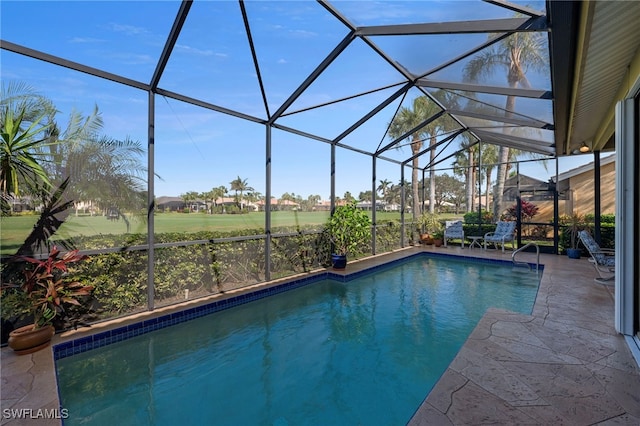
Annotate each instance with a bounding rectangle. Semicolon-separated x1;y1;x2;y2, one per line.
1;211;410;255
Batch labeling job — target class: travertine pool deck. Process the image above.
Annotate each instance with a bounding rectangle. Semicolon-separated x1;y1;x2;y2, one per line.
409;246;640;425
2;245;639;425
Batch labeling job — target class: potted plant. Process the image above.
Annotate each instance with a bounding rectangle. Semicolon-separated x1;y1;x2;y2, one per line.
432;230;444;247
2;246;93;355
325;202;372;269
563;213;586;259
418;212;443;245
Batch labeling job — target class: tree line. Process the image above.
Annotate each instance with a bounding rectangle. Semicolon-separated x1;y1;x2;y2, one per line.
177;173;468;214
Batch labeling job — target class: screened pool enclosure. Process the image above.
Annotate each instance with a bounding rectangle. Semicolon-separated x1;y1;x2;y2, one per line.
1;1;609;321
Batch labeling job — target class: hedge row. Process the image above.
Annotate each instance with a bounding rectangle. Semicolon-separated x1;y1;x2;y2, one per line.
26;223;402;322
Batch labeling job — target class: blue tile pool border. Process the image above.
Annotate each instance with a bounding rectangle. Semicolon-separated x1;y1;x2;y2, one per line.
53;251;543;360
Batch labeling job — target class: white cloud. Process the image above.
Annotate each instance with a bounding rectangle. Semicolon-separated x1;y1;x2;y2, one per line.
175;44;228;58
68;37;105;44
288;29;317;38
107;23;148;36
110;53;155;65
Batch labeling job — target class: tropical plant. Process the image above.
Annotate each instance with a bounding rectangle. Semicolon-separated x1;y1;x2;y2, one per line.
0;106;55;198
463;20;548;220
560;212;586;249
1;82;58;214
1;246;93;329
504;199;539;222
325;202;372;256
418;211;443;236
3;83;150;228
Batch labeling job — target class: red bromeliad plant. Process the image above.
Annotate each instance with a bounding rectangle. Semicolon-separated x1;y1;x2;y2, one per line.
504;199;539;222
13;246;93;329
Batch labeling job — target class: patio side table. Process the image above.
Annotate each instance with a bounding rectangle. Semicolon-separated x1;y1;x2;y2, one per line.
468;236;483;249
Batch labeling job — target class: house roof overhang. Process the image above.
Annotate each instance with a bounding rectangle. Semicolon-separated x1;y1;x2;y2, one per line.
549;0;640;156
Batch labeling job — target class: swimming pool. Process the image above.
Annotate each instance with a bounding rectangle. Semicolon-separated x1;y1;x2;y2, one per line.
55;254;541;425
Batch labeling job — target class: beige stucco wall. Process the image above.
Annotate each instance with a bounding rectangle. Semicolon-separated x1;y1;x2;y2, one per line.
565;161;616;215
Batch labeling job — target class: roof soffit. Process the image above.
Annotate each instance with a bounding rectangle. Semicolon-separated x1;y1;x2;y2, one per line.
563;1;640;155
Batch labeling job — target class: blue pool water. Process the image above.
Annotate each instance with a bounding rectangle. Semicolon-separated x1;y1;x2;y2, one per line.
56;255;540;425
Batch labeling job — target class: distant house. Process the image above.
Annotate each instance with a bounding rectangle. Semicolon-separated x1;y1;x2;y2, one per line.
254;198;299;211
494;174;556;222
383;203;400;212
276;199;300;211
156;196;185;212
313;199;353;211
314;200;332;211
212;197;237;207
552;154;615;215
212;197;258;212
3;195;36;213
501;174;552;202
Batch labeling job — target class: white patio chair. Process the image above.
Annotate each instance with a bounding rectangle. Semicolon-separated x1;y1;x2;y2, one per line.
578;230;615;283
443;221;464;248
484;221;516;253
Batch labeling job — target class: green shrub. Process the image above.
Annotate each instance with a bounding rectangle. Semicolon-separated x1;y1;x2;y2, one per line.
463;224;495;237
584;213;615;224
375;221;402;253
463;210;493;224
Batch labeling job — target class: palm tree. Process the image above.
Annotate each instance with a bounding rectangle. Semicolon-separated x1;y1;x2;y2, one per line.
453;136;477;212
45;105;148;229
211;185;227;207
463;25;548;219
229;176;253;210
358;190;372;203
377;179;391;200
0;82;56;210
306;194;321;211
342;191;355;203
244;190;262;210
479;144;499;212
388;97;431;219
64;135;147;220
200;190;214;213
388;92;458;219
384;182;404;207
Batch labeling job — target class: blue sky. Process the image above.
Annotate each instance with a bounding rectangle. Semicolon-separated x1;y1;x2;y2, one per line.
1;0;592;200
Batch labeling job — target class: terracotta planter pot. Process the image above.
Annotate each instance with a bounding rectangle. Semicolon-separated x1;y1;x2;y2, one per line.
8;325;55;355
420;234;434;245
433;238;443;247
